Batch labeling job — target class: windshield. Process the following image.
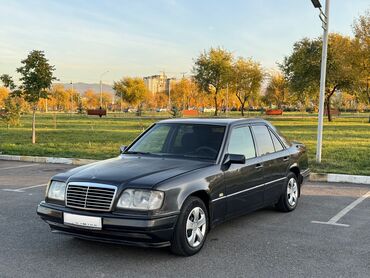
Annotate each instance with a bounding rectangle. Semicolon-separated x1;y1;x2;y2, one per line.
127;123;226;161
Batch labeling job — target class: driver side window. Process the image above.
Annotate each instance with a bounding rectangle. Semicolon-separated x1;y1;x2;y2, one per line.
227;126;256;159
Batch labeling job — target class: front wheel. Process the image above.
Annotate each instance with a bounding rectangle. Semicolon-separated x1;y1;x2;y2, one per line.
170;197;208;256
276;173;299;212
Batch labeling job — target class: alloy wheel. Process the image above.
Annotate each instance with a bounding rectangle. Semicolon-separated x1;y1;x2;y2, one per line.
287;177;298;207
186;207;206;248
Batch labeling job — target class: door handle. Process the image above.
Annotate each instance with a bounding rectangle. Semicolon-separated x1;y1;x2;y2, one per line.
255;163;263;169
283;156;290;161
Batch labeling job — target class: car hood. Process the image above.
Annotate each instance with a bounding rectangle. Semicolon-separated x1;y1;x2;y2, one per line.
59;155;213;188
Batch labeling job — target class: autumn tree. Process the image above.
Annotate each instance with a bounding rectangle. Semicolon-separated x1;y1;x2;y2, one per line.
0;87;9;108
170;78;198;110
0;75;24;127
50;84;69;111
264;72;290;109
352;10;370;105
101;92;112;109
15;50;56;143
113;77;149;115
83;89;99;109
193;47;233;116
230;58;263;116
281;34;359;121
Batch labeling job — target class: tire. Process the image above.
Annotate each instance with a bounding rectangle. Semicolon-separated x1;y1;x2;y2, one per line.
276;172;299;212
170;197;208;256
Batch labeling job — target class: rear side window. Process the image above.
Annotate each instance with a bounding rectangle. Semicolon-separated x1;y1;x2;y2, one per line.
251;125;275;156
270;130;284;152
227;126;256;159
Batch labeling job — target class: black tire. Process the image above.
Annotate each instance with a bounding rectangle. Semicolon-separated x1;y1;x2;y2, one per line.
276;172;299;212
170;197;208;256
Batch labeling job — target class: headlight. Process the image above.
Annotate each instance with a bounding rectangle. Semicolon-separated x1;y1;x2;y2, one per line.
47;181;66;201
117;189;164;210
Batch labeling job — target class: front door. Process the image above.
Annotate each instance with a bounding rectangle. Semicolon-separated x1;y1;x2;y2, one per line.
223;125;264;218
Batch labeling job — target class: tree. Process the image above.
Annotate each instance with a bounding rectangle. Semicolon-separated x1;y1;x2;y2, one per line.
16;50;56;143
83;89;99;109
264;72;289;109
0;87;9;108
0;76;25;127
1;95;23;127
113;77;149;115
50;84;69;111
281;34;359;121
230;58;263;116
101;92;112;109
170;78;198;110
352;10;370;105
0;74;16;90
193;47;233;116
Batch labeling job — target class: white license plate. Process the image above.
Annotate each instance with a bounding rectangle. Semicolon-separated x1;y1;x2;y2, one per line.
63;213;102;230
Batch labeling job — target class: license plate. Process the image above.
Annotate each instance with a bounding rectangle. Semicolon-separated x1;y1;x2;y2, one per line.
63;212;102;230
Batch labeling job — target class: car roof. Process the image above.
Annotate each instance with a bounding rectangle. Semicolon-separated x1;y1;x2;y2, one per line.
158;118;270;126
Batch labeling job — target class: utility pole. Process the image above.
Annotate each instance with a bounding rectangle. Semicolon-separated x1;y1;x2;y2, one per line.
168;80;171;109
311;0;330;163
120;91;123;112
99;70;109;108
69;81;74;115
226;83;229;116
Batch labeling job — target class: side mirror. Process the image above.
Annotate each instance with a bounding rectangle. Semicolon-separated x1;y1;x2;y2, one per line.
120;145;128;154
223;153;246;166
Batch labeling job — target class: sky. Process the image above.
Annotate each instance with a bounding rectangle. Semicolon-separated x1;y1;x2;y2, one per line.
0;0;369;84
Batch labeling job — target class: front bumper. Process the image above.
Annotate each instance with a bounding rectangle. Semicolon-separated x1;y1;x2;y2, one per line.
37;201;178;248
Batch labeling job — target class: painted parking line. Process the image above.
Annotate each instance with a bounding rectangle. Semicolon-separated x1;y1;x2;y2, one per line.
0;164;39;171
2;183;47;192
311;190;370;227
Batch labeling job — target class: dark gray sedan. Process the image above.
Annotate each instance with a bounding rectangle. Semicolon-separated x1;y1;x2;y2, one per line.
37;118;309;256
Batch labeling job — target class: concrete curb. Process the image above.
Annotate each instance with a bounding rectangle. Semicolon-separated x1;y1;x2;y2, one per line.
0;154;369;185
309;172;370;185
0;154;98;166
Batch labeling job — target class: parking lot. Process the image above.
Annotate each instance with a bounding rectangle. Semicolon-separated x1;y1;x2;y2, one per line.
0;160;369;278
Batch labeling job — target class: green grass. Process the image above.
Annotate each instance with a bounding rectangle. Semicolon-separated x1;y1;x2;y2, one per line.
0;112;369;175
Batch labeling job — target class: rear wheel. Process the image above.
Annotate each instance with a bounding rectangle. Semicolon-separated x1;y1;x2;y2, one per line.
276;172;299;212
170;197;208;256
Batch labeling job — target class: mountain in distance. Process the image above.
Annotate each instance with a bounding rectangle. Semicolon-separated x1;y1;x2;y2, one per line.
56;82;114;95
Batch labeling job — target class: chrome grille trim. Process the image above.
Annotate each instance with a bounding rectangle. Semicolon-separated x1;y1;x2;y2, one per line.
65;182;117;212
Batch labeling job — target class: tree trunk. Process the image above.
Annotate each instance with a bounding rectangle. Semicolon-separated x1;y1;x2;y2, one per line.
213;93;218;116
326;98;332;122
241;102;245;116
32;106;36;144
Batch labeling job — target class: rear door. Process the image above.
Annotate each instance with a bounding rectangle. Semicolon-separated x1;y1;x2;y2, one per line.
251;125;290;205
224;125;264;218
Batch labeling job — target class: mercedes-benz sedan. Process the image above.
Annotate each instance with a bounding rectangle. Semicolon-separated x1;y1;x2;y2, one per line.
37;118;309;256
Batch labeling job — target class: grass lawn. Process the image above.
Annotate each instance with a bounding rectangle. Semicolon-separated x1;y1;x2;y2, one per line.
0;112;369;175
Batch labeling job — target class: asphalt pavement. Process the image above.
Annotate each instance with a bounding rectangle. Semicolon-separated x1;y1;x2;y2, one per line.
0;160;369;278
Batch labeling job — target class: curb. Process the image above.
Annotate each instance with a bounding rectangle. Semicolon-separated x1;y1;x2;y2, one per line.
309;172;370;185
0;154;369;185
0;154;98;166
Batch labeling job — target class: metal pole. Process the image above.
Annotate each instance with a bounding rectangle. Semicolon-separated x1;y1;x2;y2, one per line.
120;91;123;112
316;0;330;163
168;80;171;108
226;83;229;116
71;81;74;114
99;70;109;108
100;79;103;108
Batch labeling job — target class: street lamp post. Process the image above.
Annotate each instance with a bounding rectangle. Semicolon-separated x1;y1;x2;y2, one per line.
70;81;74;115
311;0;330;163
99;70;109;108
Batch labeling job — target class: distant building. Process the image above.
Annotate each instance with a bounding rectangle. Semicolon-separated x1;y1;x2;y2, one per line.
143;73;176;95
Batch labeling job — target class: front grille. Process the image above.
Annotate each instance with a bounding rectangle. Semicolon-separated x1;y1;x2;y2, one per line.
66;183;117;212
